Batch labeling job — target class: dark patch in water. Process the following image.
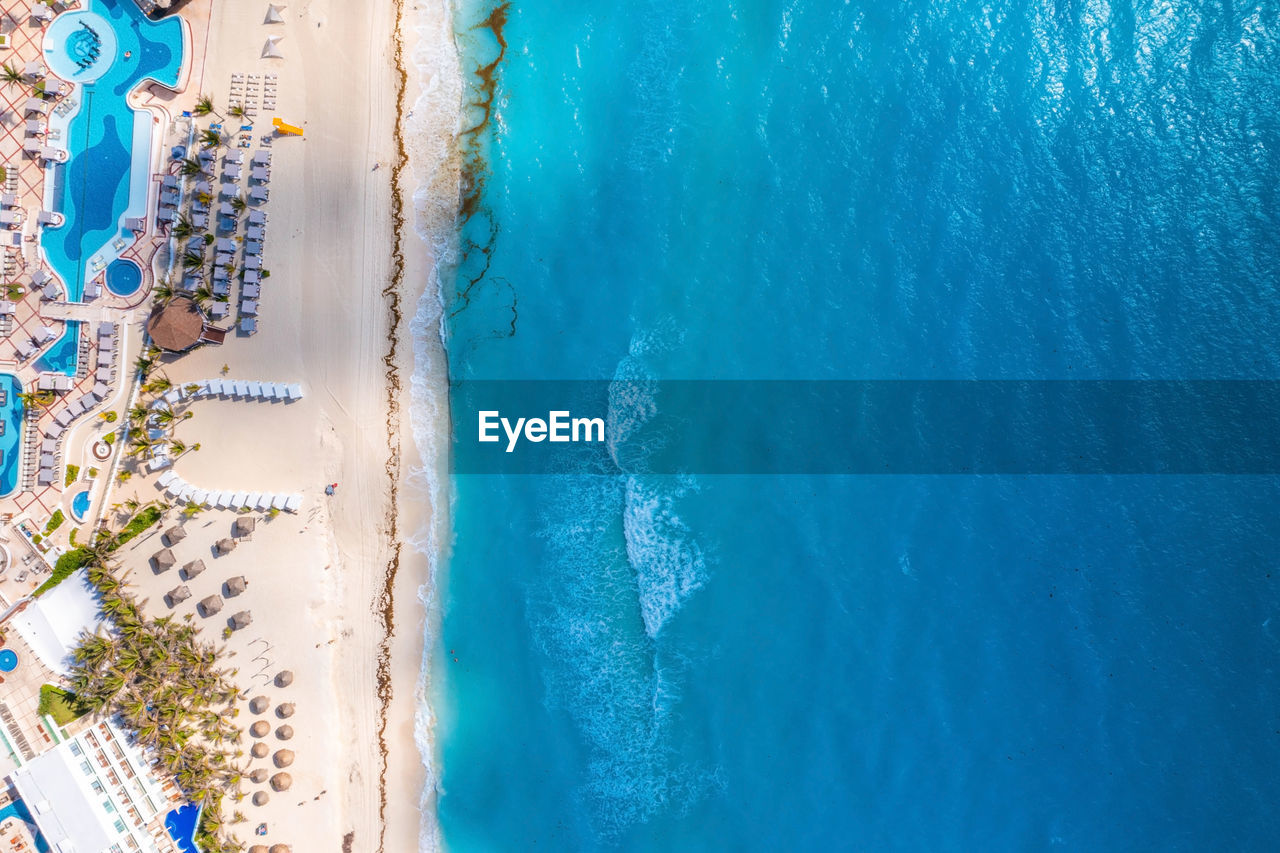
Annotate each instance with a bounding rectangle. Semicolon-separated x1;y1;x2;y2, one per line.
453;2;517;340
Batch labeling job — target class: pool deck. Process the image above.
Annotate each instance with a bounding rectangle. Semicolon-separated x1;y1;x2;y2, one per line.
0;0;193;553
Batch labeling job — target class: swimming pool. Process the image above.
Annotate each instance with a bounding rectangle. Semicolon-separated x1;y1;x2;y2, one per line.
164;803;200;853
0;374;23;498
0;799;51;853
105;257;142;295
70;489;91;522
41;0;185;301
0;650;16;673
34;321;80;376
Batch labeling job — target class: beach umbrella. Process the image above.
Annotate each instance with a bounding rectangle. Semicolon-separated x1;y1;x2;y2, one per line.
199;595;223;616
251;742;269;758
230;610;253;630
269;772;292;792
164;525;187;544
182;559;206;579
276;702;295;719
273;749;294;768
216;537;237;555
234;516;256;537
250;847;268;853
249;768;269;784
270;846;292;853
226;575;247;596
265;4;285;24
275;670;294;687
250;721;270;738
167;585;191;605
249;696;270;714
253;791;270;806
262;36;284;59
153;549;176;570
275;724;293;740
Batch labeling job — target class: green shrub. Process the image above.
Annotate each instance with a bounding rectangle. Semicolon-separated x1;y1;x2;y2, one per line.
44;510;64;534
34;506;162;596
103;433;115;446
101;411;118;423
64;465;79;486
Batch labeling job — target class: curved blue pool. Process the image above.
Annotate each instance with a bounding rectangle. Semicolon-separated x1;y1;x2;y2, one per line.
105;258;142;295
0;649;17;673
0;799;50;853
0;374;22;498
34;321;81;376
70;489;91;522
164;803;201;853
41;0;185;301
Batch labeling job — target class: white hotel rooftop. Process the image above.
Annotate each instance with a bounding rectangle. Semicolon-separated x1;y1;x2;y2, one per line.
8;716;182;853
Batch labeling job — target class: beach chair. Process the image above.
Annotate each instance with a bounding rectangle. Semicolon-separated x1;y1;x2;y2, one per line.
176;484;195;503
231;492;249;508
246;492;263;510
270;494;287;510
157;470;177;488
254;494;272;511
287;384;303;400
192;489;209;506
284;495;302;512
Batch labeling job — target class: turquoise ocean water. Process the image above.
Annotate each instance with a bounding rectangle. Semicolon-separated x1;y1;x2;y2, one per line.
431;1;1280;849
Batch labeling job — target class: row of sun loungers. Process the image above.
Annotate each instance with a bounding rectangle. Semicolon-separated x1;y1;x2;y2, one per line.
156;470;302;512
153;378;302;407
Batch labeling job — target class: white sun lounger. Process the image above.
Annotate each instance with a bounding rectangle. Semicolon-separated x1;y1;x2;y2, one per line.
148;457;172;472
245;492;262;509
247;380;263;397
283;495;302;512
234;380;250;397
231;491;249;508
157;470;177;487
270;494;287;510
176;484;195;502
212;491;230;509
254;493;272;510
205;378;222;395
286;384;303;400
165;480;184;497
191;489;208;505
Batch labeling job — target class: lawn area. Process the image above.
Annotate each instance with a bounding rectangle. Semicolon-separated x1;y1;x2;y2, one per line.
38;684;92;726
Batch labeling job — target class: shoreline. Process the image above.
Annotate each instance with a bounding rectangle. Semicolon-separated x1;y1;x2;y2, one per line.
387;0;463;851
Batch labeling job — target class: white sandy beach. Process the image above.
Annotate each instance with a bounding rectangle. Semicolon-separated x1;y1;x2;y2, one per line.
105;0;461;850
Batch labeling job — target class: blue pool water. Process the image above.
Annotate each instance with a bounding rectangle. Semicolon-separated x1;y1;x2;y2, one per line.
0;650;16;673
105;257;142;295
431;1;1280;851
35;321;80;376
70;489;90;522
0;374;21;497
41;0;184;300
164;803;200;853
0;799;51;853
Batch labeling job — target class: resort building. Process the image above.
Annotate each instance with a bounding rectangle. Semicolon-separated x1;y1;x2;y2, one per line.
7;716;182;853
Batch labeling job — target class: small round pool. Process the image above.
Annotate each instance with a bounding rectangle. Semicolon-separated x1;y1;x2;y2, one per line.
71;489;91;522
105;258;143;296
43;9;119;83
0;649;17;673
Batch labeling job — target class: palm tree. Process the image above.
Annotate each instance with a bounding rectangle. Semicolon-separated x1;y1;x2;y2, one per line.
170;438;188;456
133;356;154;379
153;407;176;428
182;501;201;518
192;285;213;307
181;250;204;270
152;277;174;303
230;195;247;215
127;404;149;425
128;437;159;458
228;104;245;119
145;373;173;395
15;391;45;412
198;128;224;150
1;63;23;88
179;156;205;177
171;215;194;240
193;95;214;117
196;190;213;206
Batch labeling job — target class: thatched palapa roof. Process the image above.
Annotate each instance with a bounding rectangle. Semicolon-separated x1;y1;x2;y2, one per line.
164;525;186;544
146;296;207;352
230;610;252;629
215;538;237;555
269;772;292;792
276;702;295;719
167;585;191;604
249;695;269;714
182;559;206;579
275;670;293;687
226;576;247;595
272;749;294;768
253;791;270;806
234;516;256;536
275;724;293;740
153;549;176;569
250;721;270;738
251;742;269;758
249;768;269;784
199;595;223;616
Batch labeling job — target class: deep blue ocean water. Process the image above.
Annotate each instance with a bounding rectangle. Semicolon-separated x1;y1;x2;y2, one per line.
433;1;1280;849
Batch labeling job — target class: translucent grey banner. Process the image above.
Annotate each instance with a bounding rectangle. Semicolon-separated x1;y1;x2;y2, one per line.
449;381;1280;475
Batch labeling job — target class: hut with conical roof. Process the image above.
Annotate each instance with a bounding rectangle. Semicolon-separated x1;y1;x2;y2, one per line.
182;559;206;580
164;525;187;545
275;670;293;687
251;742;269;758
250;721;270;738
253;791;270;806
215;537;237;555
199;595;223;616
270;772;292;792
166;585;191;606
234;516;256;537
226;575;247;596
230;610;252;630
249;768;269;784
249;695;270;714
276;702;295;719
153;549;176;572
275;724;293;740
273;749;294;768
